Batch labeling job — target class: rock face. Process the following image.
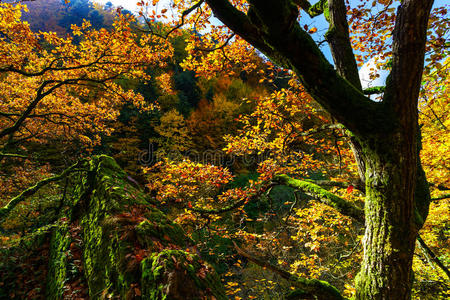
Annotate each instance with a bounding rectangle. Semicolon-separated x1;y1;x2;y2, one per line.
1;156;226;299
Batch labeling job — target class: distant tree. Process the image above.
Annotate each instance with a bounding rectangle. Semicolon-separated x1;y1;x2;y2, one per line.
152;109;193;158
171;71;201;112
104;1;113;10
59;0;104;30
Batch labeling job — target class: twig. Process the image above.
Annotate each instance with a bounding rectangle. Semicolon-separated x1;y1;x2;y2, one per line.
417;235;450;280
232;241;345;300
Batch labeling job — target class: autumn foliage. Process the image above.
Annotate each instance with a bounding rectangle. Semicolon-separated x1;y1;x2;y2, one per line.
0;0;449;299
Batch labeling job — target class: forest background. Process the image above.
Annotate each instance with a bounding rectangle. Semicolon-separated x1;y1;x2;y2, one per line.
0;0;448;299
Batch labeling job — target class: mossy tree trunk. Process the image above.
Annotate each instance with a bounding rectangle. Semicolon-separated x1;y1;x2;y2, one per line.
326;1;428;297
355;134;418;299
203;0;434;298
2;155;227;299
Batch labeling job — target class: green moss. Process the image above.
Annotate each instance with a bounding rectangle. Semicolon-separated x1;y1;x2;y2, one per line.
286;289;312;299
136;218;190;249
46;223;71;299
44;155;225;299
363;86;385;95
140;250;226;299
291;277;345;300
274;174;364;223
308;0;328;19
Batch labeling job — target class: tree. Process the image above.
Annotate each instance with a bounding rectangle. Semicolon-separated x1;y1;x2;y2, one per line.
1;1;446;298
59;0;104;30
203;2;435;299
0;2;173;228
153;109;193;157
0;3;171;156
141;0;445;298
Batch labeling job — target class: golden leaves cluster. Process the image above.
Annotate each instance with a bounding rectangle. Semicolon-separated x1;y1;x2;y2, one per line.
0;3;173;148
143;158;234;204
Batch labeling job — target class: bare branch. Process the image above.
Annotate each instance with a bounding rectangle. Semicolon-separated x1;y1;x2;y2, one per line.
0;160;87;222
0;152;27;159
417;235;450;280
190;182;276;215
194;33;235;52
140;0;205;39
232;241;345;300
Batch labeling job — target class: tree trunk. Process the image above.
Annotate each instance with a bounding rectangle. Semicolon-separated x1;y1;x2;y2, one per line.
353;1;434;297
202;1;434;298
355;131;418;299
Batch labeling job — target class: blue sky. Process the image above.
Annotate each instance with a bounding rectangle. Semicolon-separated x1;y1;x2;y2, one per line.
93;0;448;89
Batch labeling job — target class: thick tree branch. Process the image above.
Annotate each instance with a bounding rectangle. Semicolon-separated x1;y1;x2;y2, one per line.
304;178;365;194
205;0;384;136
385;0;434;113
0;80;52;140
303;179;348;189
273;174;364;223
295;0;329;19
326;0;362;90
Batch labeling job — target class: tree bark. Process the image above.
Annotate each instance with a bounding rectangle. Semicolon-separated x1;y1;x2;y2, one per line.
203;0;434;298
354;1;433;298
354;134;418;299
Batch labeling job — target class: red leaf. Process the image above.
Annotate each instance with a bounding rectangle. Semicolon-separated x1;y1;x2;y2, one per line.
135;254;143;262
347;185;354;193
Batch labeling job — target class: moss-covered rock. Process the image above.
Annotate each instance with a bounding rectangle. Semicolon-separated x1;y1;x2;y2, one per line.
46;223;71;298
42;155;226;299
141;250;225;299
